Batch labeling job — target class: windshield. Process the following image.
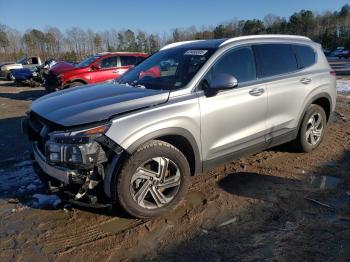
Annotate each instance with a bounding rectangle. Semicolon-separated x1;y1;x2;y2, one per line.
17;57;27;64
76;55;101;68
117;48;216;90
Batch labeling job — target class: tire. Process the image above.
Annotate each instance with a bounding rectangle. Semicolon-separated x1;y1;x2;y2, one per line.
294;104;327;152
68;81;84;88
7;72;14;81
116;140;190;218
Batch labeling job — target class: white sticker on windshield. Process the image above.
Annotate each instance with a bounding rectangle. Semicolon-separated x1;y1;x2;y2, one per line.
184;50;208;56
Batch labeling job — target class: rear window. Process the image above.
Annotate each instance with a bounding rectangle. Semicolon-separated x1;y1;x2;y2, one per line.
253;44;298;78
292;45;316;69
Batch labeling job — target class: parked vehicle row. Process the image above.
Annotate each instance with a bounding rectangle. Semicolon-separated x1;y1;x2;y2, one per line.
324;46;350;59
45;52;148;92
12;59;57;87
0;56;42;80
23;35;336;218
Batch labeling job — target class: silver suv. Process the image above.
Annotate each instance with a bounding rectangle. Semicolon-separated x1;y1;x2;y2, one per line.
24;35;336;218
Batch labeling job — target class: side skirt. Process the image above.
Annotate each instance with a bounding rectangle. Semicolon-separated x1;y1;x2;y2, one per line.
202;129;297;172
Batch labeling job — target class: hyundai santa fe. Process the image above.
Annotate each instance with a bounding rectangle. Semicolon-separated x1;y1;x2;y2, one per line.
23;35;336;218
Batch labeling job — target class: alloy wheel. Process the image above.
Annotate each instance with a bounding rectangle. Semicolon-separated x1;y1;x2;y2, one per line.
305;113;323;146
130;157;181;209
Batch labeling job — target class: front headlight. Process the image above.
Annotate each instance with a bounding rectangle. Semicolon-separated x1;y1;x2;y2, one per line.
45;124;110;167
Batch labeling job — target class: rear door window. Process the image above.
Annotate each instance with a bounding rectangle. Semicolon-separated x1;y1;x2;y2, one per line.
120;56;137;66
253;44;298;78
292;45;316;69
100;56;118;68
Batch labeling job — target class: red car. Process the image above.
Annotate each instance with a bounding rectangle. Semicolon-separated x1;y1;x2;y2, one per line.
45;52;148;92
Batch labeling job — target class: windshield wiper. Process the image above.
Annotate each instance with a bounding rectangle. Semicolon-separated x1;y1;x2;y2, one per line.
119;80;146;89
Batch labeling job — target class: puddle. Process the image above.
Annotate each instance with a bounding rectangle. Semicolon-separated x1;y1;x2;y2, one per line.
309;175;343;190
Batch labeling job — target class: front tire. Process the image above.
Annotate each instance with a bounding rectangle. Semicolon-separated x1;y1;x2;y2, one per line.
7;72;14;81
67;81;84;88
116;140;190;218
294;104;327;152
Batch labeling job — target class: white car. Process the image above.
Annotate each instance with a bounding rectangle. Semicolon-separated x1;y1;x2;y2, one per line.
0;56;42;80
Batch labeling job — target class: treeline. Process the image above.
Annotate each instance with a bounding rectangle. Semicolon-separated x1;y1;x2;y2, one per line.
0;4;349;62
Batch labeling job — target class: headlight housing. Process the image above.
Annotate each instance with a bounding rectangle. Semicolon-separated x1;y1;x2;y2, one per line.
45;124;110;168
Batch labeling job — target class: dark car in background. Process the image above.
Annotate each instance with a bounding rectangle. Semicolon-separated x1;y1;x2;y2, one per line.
330;47;350;59
45;52;148;92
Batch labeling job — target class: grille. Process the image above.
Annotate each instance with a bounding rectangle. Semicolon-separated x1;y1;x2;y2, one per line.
27;112;60;155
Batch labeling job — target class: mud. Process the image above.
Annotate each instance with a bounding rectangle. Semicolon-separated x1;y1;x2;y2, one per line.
0;79;350;261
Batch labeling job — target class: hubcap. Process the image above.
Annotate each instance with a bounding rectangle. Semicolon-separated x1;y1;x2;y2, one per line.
306;113;323;146
130;157;181;209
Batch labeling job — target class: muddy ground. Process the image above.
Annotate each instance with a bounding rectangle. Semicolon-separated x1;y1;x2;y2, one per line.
0;73;350;261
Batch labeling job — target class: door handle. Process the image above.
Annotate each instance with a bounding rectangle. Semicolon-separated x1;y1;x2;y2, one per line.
300;78;312;85
249;88;264;96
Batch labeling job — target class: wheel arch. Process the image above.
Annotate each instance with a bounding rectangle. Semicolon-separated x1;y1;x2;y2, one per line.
67;78;88;85
126;127;202;176
298;92;333;131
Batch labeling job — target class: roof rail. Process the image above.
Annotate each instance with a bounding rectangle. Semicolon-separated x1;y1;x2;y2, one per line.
219;34;312;47
160;40;204;51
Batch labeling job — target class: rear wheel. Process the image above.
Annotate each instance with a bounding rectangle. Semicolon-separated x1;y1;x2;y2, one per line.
294;104;327;152
115;140;190;218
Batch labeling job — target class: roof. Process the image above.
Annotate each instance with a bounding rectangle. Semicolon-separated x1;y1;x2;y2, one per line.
160;35;312;51
160;39;227;50
96;51;148;56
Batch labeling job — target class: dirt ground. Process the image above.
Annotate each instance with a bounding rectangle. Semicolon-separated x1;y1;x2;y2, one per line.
0;72;350;261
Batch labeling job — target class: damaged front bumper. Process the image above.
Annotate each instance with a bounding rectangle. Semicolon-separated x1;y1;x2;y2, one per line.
32;141;124;208
24;113;126;207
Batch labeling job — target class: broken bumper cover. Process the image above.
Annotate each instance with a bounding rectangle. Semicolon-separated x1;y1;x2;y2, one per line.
32;142;120;208
33;142;77;184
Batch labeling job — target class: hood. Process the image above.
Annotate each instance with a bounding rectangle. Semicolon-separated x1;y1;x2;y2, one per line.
12;68;33;79
12;68;32;74
50;61;76;75
31;83;170;127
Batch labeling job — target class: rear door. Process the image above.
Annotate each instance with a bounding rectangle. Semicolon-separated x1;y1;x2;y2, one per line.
115;55;139;78
198;46;268;165
253;43;316;141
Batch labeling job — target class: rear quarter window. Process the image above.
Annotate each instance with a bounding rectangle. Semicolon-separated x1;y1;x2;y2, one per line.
253;44;298;78
292;45;316;69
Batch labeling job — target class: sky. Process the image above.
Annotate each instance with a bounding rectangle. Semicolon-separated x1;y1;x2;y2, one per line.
0;0;349;34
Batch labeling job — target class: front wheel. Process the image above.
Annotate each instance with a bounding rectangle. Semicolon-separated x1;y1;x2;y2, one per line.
294;104;327;152
67;81;84;88
7;72;15;81
115;140;190;218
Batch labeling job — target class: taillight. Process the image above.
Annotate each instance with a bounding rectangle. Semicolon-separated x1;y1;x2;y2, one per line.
330;70;336;76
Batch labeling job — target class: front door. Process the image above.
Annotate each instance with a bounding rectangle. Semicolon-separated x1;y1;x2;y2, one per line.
90;55;119;83
198;46;268;165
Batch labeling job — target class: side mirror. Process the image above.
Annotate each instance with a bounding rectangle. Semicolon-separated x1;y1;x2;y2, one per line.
210;73;238;90
92;64;101;70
